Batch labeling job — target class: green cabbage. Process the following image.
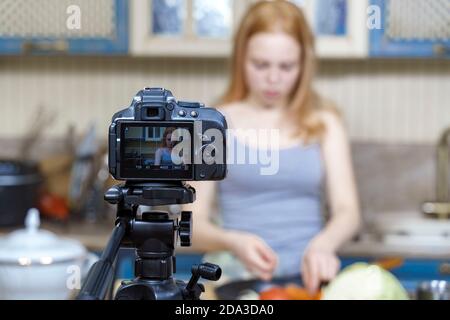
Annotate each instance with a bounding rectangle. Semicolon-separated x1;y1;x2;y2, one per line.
322;262;410;300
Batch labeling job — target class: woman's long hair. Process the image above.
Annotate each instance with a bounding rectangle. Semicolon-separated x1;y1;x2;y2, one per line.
161;127;176;148
221;0;337;141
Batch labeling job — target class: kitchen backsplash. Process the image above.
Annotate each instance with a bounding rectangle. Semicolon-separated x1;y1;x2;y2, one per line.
351;142;435;221
0;56;449;144
0;137;437;226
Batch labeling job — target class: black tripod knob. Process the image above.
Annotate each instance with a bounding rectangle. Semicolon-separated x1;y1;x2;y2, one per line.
104;186;122;204
183;262;222;299
179;211;192;247
194;262;222;281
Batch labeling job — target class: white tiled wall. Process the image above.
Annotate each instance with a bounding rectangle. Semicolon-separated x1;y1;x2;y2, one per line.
316;59;450;143
0;56;449;144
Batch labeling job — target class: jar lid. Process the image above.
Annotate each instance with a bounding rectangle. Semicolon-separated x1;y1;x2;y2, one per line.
0;208;86;265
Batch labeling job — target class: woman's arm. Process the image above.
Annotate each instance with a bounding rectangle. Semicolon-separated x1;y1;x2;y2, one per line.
184;180;278;281
184;180;234;252
315;111;361;249
302;110;361;293
154;148;162;165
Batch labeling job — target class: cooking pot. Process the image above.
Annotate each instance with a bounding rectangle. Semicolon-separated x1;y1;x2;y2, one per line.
416;280;450;300
0;208;97;299
0;160;42;227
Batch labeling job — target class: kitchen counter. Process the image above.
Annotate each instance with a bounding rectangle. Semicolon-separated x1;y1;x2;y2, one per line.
2;221;450;260
339;234;450;259
0;219;113;252
2;221;447;300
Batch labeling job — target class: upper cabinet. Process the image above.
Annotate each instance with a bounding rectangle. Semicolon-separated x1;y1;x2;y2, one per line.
0;0;129;55
5;0;447;58
369;0;450;58
131;0;369;58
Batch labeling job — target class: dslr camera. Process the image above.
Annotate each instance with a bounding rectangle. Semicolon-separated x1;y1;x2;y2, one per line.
78;88;226;300
108;87;227;181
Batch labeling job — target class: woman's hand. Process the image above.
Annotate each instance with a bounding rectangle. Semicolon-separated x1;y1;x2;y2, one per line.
227;231;278;281
301;238;340;295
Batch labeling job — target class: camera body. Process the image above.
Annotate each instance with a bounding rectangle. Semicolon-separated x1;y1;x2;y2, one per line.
108;87;227;181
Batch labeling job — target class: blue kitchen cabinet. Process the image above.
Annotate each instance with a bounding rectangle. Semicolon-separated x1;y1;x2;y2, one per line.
0;0;129;55
341;256;450;294
370;0;450;58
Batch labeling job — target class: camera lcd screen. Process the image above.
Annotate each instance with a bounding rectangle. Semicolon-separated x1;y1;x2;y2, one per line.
119;122;193;180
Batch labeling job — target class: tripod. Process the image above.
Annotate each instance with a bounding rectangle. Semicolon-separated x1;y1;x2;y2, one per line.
77;181;221;300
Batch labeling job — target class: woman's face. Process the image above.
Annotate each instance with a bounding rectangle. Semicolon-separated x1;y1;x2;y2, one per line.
165;133;172;148
244;32;301;108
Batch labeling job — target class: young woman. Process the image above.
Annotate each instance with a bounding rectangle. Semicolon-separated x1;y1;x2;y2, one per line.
154;127;177;165
186;0;361;294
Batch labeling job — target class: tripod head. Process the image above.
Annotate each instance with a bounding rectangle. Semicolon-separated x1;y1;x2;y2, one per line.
77;181;222;300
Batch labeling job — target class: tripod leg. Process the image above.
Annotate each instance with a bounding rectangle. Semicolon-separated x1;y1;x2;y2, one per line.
77;219;127;300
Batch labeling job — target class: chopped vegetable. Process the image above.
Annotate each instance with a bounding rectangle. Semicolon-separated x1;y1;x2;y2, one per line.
259;285;321;300
259;287;292;300
322;262;409;300
237;289;259;300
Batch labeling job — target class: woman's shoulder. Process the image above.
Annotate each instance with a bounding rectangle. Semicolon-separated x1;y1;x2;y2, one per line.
318;109;342;127
216;101;245;115
314;104;348;142
215;102;246;127
313;98;344;132
156;147;169;153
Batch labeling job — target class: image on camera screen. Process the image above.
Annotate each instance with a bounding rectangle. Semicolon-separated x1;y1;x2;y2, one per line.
120;122;193;179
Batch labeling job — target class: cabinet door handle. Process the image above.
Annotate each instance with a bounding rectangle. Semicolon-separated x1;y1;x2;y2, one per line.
22;40;69;54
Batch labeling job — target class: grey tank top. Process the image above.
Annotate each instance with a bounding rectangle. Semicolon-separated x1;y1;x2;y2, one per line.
217;135;325;277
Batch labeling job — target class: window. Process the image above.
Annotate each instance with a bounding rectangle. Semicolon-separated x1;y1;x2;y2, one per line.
131;0;247;57
145;127;165;142
150;0;233;38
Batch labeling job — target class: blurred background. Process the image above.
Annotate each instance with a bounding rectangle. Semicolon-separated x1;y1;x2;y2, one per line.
0;0;449;299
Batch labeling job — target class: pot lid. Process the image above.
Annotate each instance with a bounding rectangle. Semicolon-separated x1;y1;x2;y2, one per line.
0;208;86;265
0;160;41;186
0;160;38;175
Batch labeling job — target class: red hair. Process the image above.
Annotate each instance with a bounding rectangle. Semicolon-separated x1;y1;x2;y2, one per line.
221;0;337;141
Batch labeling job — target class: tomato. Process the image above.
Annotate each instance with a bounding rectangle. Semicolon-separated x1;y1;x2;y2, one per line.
38;192;69;220
259;285;322;300
284;284;322;300
259;287;291;300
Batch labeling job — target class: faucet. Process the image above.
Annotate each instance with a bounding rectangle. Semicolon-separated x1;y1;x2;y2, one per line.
422;127;450;218
437;128;450;202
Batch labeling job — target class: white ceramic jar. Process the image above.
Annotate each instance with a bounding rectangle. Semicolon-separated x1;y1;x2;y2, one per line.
0;208;97;299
